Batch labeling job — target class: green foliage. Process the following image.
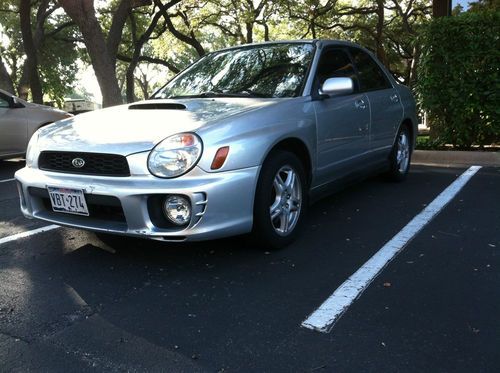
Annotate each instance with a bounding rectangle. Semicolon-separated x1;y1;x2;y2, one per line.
468;0;500;12
38;17;80;106
416;10;500;148
0;0;79;104
0;1;24;86
415;135;447;150
0;0;433;105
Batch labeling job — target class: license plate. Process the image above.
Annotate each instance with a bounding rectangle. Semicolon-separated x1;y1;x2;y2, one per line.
47;186;89;216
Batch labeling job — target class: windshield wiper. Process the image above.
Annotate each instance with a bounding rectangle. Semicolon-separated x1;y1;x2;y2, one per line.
166;90;272;99
231;89;272;98
168;89;229;99
165;92;220;99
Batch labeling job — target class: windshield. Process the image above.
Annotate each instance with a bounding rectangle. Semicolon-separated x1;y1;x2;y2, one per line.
153;43;315;99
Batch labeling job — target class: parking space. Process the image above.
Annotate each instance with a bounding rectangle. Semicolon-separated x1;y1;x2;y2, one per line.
0;159;50;239
0;163;498;371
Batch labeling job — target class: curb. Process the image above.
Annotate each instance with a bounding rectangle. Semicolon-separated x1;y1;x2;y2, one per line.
412;150;500;167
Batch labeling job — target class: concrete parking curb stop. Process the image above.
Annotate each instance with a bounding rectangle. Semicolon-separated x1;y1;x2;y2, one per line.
412;150;500;167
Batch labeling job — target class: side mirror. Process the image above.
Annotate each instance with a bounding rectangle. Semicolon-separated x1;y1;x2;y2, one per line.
10;97;25;108
319;77;354;98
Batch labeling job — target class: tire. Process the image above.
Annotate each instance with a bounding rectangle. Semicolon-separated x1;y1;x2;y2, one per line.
252;150;308;249
386;124;412;182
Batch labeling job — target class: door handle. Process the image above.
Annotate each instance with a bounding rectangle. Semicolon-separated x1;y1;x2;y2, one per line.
390;94;400;103
355;99;367;110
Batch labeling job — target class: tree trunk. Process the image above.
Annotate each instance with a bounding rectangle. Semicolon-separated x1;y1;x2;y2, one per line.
245;22;253;43
17;64;30;100
408;45;420;88
311;21;316;38
375;0;389;68
19;0;44;103
433;0;451;17
125;7;166;103
126;59;139;103
136;73;149;99
262;22;269;41
107;0;153;68
59;0;123;107
0;56;15;95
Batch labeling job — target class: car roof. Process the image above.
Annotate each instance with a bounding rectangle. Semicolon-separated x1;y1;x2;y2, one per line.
0;88;12;96
211;39;363;53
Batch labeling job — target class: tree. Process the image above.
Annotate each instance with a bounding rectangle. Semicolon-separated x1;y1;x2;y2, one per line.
0;55;15;94
468;0;500;11
155;0;206;56
119;0;181;102
417;10;499;147
284;0;431;85
0;1;23;95
58;0;125;107
17;1;67;102
0;0;79;103
2;0;436;106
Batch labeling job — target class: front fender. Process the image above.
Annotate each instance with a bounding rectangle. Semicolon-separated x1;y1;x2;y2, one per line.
196;97;317;173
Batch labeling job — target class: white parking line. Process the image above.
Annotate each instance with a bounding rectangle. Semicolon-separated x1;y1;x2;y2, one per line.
0;178;15;184
0;225;60;246
302;165;482;333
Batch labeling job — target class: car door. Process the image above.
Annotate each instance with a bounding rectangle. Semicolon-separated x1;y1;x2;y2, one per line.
312;47;371;187
0;92;27;155
349;47;404;160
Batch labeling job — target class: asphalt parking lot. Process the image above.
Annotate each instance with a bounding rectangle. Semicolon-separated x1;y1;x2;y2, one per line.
1;159;499;372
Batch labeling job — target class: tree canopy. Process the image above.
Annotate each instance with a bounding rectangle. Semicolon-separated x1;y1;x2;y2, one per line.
0;0;491;107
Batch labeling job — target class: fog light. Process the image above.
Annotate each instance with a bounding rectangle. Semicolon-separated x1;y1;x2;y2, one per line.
163;196;191;225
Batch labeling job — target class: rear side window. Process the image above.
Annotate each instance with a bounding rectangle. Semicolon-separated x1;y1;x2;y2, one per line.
349;48;391;92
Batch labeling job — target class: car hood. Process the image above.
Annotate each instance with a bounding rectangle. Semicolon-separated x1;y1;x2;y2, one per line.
23;100;68;115
38;98;278;155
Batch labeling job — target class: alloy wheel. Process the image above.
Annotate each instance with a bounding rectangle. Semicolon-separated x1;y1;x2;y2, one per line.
396;131;410;173
269;165;302;236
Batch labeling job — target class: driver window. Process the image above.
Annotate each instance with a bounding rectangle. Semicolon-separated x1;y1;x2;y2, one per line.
315;48;358;92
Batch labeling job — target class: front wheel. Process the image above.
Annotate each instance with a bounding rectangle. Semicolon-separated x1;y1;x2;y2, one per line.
252;150;307;249
387;124;412;182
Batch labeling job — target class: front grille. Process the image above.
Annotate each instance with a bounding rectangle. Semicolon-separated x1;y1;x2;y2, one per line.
39;151;130;177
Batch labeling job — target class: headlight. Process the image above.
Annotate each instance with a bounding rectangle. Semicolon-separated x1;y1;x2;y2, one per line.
26;131;40;168
148;133;203;178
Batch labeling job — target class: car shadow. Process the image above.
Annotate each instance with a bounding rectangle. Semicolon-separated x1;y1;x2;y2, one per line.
0;158;25;179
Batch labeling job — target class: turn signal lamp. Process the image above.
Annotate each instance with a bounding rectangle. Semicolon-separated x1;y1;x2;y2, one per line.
211;146;230;170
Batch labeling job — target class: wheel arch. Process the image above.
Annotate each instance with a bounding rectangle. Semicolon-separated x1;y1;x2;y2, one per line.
261;137;313;187
401;118;414;147
391;118;415;151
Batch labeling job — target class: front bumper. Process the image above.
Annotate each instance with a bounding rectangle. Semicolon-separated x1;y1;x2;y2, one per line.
15;165;260;241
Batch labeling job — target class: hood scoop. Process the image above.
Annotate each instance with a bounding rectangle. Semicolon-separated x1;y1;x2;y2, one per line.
128;102;187;110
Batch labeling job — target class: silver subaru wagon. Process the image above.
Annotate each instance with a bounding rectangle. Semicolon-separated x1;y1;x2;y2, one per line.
15;40;416;248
